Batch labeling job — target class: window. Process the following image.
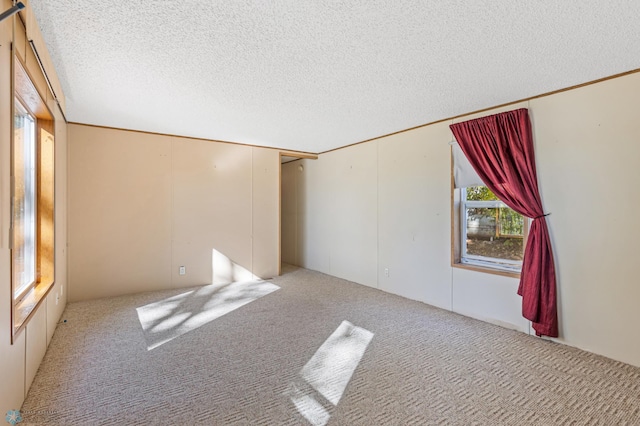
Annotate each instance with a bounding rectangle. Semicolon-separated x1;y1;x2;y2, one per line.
11;57;56;340
458;185;527;273
12;100;37;301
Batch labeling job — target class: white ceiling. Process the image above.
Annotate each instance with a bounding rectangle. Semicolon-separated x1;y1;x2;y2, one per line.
30;1;640;154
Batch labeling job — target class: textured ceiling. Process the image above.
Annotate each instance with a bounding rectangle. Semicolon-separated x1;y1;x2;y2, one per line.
30;1;640;153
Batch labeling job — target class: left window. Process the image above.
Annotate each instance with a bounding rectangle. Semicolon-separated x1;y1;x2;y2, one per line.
12;99;37;300
11;57;55;340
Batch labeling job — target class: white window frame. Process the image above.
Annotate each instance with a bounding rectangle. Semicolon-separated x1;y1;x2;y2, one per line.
460;187;524;273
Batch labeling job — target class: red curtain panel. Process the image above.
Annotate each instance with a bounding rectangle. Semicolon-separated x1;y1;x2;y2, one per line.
450;108;558;337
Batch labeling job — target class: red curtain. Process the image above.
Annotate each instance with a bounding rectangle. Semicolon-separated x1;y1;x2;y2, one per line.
450;108;558;337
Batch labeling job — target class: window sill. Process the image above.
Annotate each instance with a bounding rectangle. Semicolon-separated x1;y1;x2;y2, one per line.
13;279;54;342
452;262;521;279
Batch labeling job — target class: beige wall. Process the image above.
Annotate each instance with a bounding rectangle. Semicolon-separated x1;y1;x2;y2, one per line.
68;126;173;300
284;71;640;367
530;74;640;364
0;0;68;415
252;149;280;278
288;143;379;287
378;123;452;309
67;124;280;302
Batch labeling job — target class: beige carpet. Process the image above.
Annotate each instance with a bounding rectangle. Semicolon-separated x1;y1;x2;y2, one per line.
21;267;640;425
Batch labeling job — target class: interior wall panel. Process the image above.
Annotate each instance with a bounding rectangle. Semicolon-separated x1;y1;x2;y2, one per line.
296;157;330;274
25;47;48;102
13;15;27;60
53;106;68;316
171;137;252;286
25;306;47;397
68;125;173;301
46;284;60;345
531;72;640;366
0;327;25;415
68;125;280;301
251;148;279;278
377;122;452;309
451;267;529;332
298;143;378;288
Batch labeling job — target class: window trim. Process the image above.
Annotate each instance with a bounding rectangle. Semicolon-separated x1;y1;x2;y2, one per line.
10;55;56;343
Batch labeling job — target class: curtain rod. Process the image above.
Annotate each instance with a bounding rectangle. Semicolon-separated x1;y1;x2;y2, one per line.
0;2;24;23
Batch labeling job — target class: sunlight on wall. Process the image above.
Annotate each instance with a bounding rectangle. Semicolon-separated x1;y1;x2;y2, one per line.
136;280;279;350
213;249;258;284
287;321;374;426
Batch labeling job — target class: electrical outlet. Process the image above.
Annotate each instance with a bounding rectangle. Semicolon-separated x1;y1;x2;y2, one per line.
384;268;389;277
179;266;186;275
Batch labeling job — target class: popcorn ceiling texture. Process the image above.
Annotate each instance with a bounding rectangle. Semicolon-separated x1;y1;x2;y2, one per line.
30;1;640;153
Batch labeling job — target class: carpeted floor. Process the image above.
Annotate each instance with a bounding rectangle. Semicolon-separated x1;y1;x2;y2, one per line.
21;267;640;425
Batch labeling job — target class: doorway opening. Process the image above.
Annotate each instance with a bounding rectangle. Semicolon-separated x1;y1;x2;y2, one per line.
279;151;316;275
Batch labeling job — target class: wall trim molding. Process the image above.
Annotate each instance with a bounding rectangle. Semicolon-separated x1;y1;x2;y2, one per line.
67;122;318;157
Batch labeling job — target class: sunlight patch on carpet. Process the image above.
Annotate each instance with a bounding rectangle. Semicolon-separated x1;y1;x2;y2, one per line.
136;280;279;350
289;383;331;426
287;320;374;426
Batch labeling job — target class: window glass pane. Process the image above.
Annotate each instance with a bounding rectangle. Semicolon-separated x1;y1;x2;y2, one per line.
497;206;524;237
462;185;525;270
13;100;36;298
466;185;499;201
465;206;523;261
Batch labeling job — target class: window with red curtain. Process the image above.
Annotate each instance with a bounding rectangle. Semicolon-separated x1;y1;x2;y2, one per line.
450;108;558;338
